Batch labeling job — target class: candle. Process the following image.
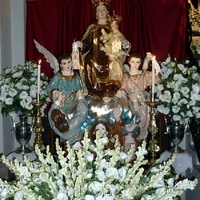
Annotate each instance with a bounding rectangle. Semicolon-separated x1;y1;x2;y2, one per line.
37;59;41;103
151;56;155;102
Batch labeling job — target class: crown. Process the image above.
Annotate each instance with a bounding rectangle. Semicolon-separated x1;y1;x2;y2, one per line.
91;0;111;6
107;11;122;23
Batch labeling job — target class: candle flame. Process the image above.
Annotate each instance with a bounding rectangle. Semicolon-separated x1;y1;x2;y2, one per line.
38;59;41;65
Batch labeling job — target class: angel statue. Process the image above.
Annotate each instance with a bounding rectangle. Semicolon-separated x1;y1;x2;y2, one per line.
33;41;89;144
116;52;164;143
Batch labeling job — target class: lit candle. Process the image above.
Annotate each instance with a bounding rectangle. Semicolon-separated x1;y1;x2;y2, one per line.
37;60;41;103
151;56;155;102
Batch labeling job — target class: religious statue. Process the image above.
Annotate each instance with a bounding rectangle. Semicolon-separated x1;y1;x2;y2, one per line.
100;11;131;83
46;54;88;144
75;0;122;97
116;52;163;142
33;0;143;151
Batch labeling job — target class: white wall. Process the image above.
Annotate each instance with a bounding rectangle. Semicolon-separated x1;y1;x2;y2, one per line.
0;0;26;155
0;0;12;155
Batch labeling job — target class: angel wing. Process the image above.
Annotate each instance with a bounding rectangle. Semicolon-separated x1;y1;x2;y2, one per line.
34;39;59;73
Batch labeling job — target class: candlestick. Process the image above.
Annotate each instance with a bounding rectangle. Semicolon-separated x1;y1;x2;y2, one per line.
151;56;155;102
145;101;160;164
37;60;41;103
33;102;45;152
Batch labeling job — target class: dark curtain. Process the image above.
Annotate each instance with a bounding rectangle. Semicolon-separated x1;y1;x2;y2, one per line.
26;0;187;78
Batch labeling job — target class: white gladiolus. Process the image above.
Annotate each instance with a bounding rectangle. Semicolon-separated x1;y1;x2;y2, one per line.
0;133;198;199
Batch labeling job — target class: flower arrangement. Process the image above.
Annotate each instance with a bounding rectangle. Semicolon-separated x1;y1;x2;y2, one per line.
155;55;200;123
0;133;197;200
0;61;49;116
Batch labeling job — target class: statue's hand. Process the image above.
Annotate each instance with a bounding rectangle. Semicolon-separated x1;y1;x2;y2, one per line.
115;90;127;99
101;28;105;35
146;52;153;60
72;41;83;51
57;92;66;104
76;90;84;99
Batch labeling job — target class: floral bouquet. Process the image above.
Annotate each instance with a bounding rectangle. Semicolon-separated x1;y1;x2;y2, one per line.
0;61;49;116
155;55;200;124
0;132;197;200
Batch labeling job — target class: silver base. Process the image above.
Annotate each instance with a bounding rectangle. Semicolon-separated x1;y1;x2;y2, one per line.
15;146;32;154
170;146;184;153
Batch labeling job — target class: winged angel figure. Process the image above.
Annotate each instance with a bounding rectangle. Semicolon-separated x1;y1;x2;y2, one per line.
34;39;89;144
34;39;143;147
34;39;88;94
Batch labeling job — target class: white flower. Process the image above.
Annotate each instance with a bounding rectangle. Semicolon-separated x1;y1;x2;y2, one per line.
155;187;165;195
192;84;200;94
86;151;94;162
14;191;24;200
96;194;114;200
19;91;28;99
0;61;49;116
5;98;13;105
155;55;200;123
153;178;165;188
177;63;185;71
196;112;200;118
118;151;127;160
167;178;174;187
172;105;180;113
106;167;119;179
73;141;82;150
55;193;68;200
118;167;127;178
141;194;152;200
88;181;103;193
85;195;95;200
0;134;197;199
8;88;17;97
172;115;181;121
180;86;189;97
0;188;9;198
95;169;106;181
157;105;170;115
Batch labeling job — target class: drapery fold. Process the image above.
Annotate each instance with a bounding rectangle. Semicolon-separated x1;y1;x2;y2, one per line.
26;0;187;77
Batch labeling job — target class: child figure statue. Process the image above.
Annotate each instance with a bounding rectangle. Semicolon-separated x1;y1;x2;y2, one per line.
100;11;131;83
47;54;88;144
116;52;163;142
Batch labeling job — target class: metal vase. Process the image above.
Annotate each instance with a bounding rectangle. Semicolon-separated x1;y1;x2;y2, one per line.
169;121;185;153
14;115;32;154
